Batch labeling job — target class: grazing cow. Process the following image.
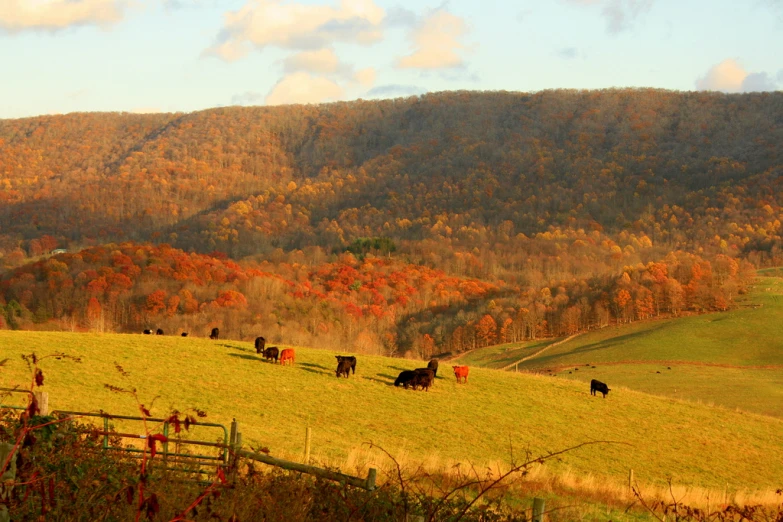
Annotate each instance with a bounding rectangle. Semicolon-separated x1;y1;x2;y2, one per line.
412;368;435;391
255;336;266;354
452;365;469;384
394;370;417;389
279;348;295;366
427;359;439;378
263;346;279;363
209;327;219;340
143;329;152;335
181;332;188;337
335;355;357;375
590;379;610;398
156;328;164;335
336;358;353;378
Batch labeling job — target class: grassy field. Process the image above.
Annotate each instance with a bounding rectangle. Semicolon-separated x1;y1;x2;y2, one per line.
449;339;559;368
1;329;782;497
508;276;783;418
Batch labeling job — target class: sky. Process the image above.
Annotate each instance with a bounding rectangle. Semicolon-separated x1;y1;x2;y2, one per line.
0;0;781;119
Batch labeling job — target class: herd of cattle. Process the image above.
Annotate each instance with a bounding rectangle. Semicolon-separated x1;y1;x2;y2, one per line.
141;329;610;396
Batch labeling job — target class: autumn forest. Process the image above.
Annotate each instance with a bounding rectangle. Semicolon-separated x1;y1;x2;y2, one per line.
0;89;781;357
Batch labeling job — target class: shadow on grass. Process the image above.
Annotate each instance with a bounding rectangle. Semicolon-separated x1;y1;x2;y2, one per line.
227;353;262;362
299;362;331;371
221;343;252;353
365;375;396;386
300;367;332;376
526;324;669;368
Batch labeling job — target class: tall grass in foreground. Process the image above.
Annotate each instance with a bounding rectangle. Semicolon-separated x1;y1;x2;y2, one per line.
331;445;783;515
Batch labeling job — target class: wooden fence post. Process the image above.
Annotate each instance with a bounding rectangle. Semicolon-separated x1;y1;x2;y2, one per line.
532;497;545;522
33;391;49;416
628;469;634;492
303;427;312;463
365;468;377;491
0;443;17;522
231;431;242;483
228;419;238;469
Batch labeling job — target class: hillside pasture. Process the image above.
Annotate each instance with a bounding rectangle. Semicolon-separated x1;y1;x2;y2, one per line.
510;277;783;417
449;339;559;368
1;330;782;495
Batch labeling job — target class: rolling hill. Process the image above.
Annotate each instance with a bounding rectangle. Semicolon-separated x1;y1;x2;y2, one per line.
1;329;781;494
456;274;783;418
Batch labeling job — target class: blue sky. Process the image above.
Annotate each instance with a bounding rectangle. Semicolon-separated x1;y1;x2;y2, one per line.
1;0;781;119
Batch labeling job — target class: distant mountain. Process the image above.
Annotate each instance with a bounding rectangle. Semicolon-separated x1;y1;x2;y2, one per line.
1;89;780;265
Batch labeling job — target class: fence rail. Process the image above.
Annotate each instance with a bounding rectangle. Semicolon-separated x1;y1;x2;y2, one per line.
2;399;377;491
237;449;376;491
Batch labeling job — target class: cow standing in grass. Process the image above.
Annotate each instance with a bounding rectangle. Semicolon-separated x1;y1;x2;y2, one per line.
279;348;295;366
335;355;357;375
590;379;610;398
412;368;434;391
209;327;219;340
263;346;279;363
143;329;152;335
394;370;417;389
336;358;353;378
255;336;266;354
427;359;439;378
156;328;164;335
453;365;469;384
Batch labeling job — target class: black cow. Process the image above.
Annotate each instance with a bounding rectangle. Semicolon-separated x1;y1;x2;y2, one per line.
181;332;188;337
394;370;417;389
335;355;357;375
209;327;219;340
412;368;435;391
255;336;266;354
336;358;353;378
143;329;152;335
262;346;279;363
427;358;439;378
590;379;610;398
156;328;164;335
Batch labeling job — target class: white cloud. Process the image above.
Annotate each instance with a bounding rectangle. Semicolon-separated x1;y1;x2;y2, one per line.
265;72;344;106
396;9;468;70
354;67;376;88
563;0;654;34
284;49;340;74
696;59;779;93
0;0;130;32
205;0;385;61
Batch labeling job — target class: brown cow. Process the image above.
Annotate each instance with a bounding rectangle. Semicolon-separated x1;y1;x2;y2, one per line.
394;370;416;388
263;346;279;363
255;336;266;354
335;355;357;375
209;327;219;340
452;365;469;384
427;358;439;377
279;348;295;366
412;368;434;391
336;358;353;378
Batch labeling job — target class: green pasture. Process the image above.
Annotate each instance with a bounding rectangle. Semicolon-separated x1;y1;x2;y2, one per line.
485;276;783;418
1;330;781;492
450;339;559;368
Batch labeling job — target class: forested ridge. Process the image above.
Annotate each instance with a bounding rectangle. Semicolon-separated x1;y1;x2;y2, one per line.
0;89;780;355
